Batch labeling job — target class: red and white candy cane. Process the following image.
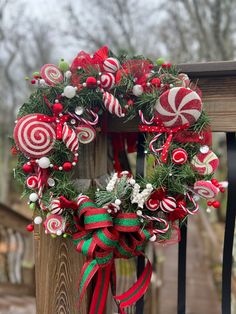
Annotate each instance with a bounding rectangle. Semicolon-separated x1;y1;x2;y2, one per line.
149;134;163;154
69;110;99;126
139;110;154;125
141;214;169;234
179;192;199;215
37;167;47;211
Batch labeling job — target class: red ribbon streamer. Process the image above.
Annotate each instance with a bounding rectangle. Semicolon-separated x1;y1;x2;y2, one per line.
139;117;190;163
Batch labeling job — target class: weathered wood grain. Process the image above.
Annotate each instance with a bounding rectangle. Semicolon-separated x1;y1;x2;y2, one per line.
35;132;109;314
34;225;87;314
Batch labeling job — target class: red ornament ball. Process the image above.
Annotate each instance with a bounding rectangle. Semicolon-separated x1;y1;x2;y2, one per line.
211;178;219;186
31;79;36;85
63;162;73;172
127;99;134;106
86;77;97;88
150;77;161;87
52;103;63;114
26;224;34;232
11;146;18;155
22;163;33;173
212;200;220;208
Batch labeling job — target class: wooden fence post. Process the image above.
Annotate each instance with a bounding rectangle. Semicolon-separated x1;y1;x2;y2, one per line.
34;131;109;314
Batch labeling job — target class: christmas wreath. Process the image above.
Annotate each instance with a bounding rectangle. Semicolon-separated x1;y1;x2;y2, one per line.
12;46;226;313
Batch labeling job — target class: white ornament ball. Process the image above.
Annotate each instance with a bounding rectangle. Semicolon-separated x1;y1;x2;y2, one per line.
115;199;121;206
39;79;46;85
75;106;84;115
34;216;43;225
200;145;210;154
136;210;143;216
56;230;62;236
65;70;72;79
129;178;136;185
132;84;144;96
38;157;51;169
64;86;76;98
47;178;55;187
29;193;38;202
146;183;152;189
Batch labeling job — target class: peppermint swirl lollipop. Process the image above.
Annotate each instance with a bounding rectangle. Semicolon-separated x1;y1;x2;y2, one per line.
155;87;202;127
100;73;115;89
14;114;56;158
40;64;63;86
145;198;160;211
76;125;96;144
193;180;218;199
171;148;188;165
26;176;38;189
44;214;65;235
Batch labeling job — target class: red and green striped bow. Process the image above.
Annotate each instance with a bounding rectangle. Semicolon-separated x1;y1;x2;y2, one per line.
73;196;153;314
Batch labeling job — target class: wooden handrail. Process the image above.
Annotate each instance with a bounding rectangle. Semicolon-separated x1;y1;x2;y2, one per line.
178;61;236;77
107;61;236;132
0;202;30;234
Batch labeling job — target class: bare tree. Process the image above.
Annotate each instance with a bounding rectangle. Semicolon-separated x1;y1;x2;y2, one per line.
159;0;236;62
60;0;163;57
0;0;54;204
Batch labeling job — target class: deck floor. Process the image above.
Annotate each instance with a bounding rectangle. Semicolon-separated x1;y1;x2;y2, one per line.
0;296;35;314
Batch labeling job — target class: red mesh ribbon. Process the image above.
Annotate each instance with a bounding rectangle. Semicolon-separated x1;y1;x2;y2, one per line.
70;46;109;89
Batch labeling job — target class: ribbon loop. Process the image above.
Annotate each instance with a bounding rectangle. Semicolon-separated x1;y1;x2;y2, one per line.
73;195;155;313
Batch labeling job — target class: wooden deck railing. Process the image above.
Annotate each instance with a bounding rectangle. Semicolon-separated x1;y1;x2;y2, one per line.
34;61;236;314
0;203;34;296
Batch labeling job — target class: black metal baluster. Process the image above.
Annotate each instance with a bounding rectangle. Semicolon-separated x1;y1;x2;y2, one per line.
136;132;145;314
222;133;236;314
177;219;188;314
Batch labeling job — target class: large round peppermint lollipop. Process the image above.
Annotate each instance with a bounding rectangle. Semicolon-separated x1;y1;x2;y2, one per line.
14;114;56;158
40;64;63;86
191;150;219;175
155;87;202;127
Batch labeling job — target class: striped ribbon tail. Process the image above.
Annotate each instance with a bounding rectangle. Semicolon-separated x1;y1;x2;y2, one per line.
114;259;152;313
78;260;99;304
89;265;112;314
